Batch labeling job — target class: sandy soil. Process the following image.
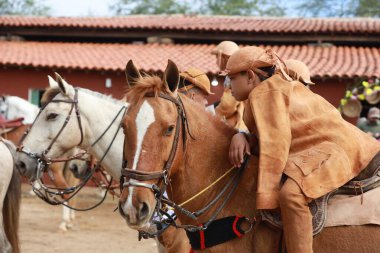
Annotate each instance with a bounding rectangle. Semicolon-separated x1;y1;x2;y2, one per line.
19;185;158;253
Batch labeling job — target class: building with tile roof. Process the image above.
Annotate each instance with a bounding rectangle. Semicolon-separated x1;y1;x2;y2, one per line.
0;15;379;119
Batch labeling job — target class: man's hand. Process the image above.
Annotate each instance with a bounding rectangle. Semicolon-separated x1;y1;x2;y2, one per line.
229;133;251;167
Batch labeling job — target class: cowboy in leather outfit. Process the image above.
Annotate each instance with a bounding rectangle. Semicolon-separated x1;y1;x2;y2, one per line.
179;67;213;107
225;46;380;253
211;41;247;130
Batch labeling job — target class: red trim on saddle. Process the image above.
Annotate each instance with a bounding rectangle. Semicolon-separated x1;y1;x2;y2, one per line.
0;117;24;128
186;216;253;250
233;215;243;237
199;224;206;250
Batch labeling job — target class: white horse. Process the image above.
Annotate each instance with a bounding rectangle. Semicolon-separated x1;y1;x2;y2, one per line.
0;95;39;124
14;73;189;252
0;139;22;253
14;74;127;232
0;93;84;232
15;74;126;179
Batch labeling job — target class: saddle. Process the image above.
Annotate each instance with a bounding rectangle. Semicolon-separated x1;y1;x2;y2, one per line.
262;151;380;236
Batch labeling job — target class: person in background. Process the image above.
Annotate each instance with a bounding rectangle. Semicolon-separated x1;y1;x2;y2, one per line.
179;67;214;112
357;107;380;139
211;41;247;130
285;59;315;88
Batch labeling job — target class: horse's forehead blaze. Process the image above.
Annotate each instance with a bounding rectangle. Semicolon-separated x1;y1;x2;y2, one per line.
131;100;155;170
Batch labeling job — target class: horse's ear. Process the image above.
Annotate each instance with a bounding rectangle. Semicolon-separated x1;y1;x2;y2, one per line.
163;60;179;93
125;60;141;88
47;75;59;88
54;72;75;97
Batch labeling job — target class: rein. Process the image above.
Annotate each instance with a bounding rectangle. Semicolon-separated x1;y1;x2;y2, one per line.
120;92;252;237
17;88;128;211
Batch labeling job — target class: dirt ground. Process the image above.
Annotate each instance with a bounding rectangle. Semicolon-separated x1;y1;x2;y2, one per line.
19;184;158;253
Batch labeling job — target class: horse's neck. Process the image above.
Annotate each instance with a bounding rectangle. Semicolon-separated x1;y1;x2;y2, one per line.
169;99;238;219
7;96;39;123
78;91;125;178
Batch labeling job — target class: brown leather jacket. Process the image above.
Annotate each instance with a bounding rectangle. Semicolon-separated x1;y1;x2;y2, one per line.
244;74;380;210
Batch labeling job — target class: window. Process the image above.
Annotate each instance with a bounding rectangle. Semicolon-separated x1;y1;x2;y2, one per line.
29;89;45;107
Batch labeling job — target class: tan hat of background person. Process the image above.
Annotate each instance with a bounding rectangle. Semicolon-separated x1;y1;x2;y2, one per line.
220;46;292;81
342;98;362;118
179;67;214;95
284;59;315;85
211;41;239;71
211;41;239;57
368;107;380;119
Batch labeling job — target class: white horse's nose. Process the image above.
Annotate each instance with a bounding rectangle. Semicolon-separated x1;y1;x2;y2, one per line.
15;152;39;180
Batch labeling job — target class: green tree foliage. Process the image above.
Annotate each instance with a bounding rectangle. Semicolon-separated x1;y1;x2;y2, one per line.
297;0;380;17
110;0;285;16
200;0;285;16
110;0;188;15
354;0;380;17
0;0;50;15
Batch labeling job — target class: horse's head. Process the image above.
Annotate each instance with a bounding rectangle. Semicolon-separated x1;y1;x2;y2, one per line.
16;74;85;180
0;95;8;117
118;60;184;229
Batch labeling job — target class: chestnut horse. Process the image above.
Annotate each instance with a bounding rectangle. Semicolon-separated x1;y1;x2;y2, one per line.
118;60;380;253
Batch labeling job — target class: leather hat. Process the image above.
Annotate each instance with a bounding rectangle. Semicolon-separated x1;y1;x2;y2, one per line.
211;41;239;57
179;68;213;95
284;59;315;85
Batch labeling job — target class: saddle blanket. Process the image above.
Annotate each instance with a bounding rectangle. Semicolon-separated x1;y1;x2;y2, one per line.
262;186;380;235
326;186;380;227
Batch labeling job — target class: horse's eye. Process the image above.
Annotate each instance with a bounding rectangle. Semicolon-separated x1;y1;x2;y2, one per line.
165;125;175;136
46;113;58;120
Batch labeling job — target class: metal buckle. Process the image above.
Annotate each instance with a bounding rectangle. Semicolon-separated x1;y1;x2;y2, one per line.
240;217;254;234
163;170;169;185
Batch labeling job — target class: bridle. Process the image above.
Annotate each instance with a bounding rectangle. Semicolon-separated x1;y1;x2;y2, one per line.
121;92;188;193
119;92;251;238
17;88;128;210
18;89;84;171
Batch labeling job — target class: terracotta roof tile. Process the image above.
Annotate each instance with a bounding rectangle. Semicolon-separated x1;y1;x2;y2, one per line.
0;41;379;78
0;15;379;34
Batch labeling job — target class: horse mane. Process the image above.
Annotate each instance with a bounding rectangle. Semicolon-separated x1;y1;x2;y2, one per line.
41;87;60;106
126;75;170;104
78;88;125;106
41;87;124;106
